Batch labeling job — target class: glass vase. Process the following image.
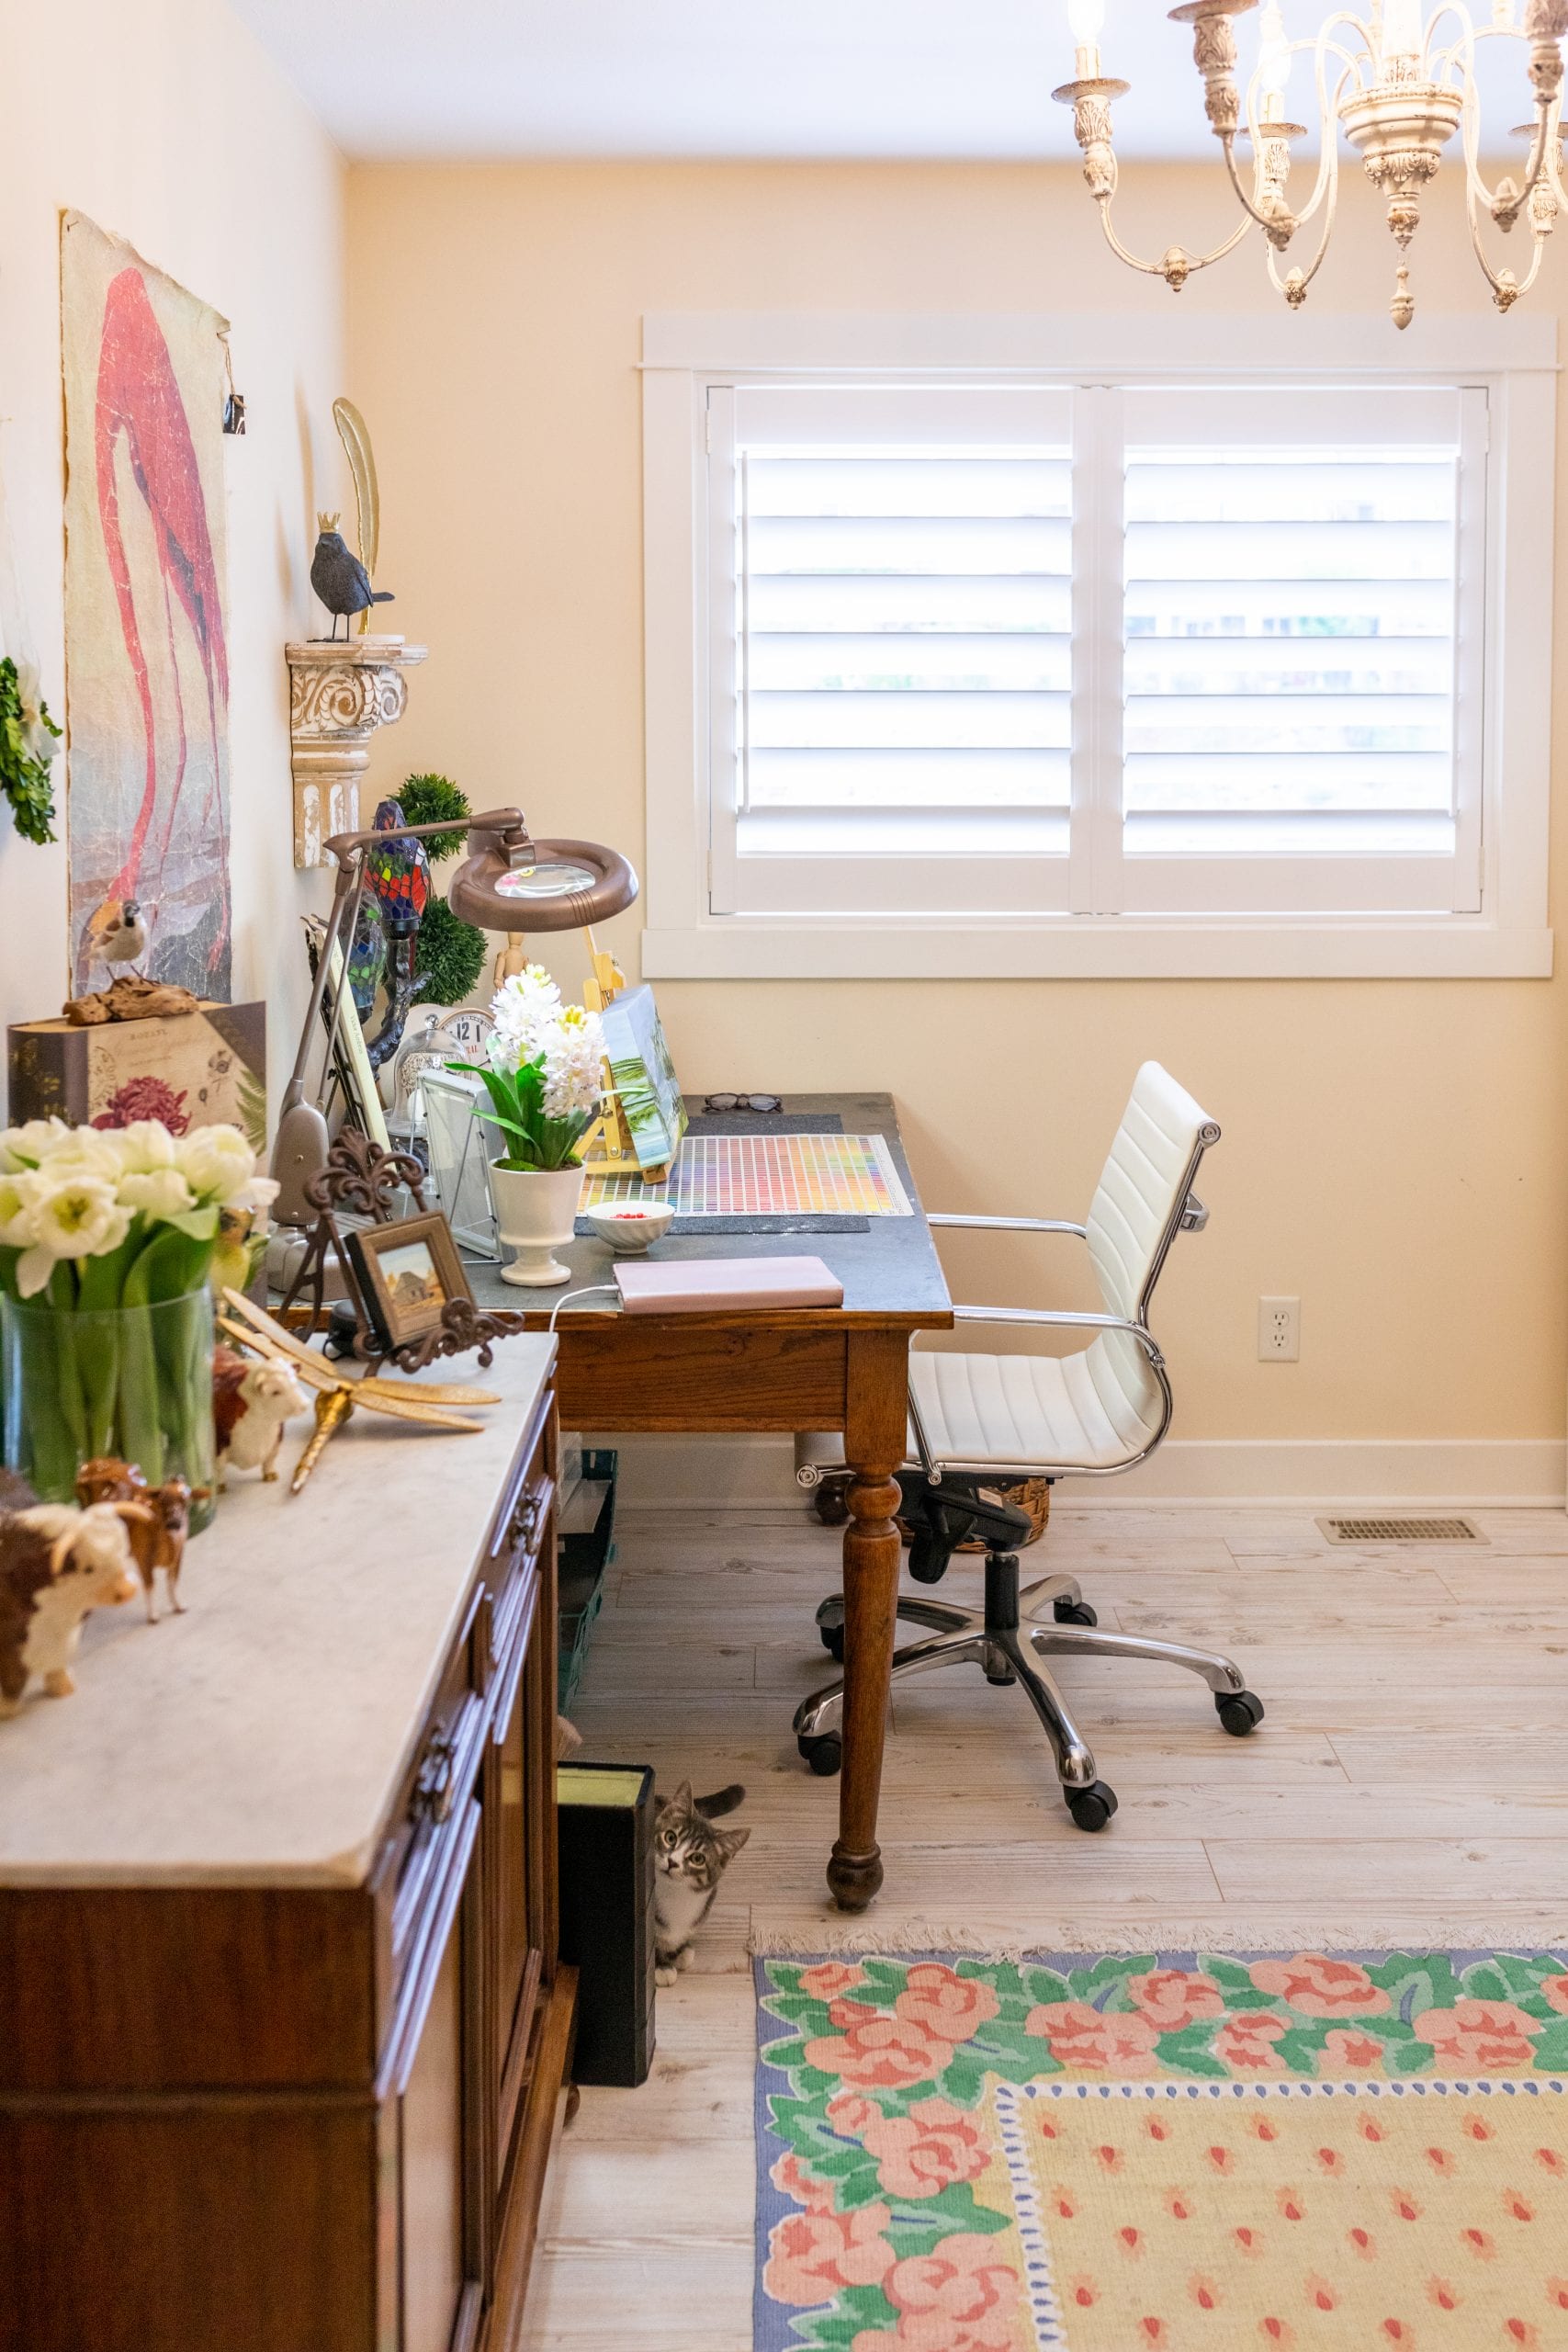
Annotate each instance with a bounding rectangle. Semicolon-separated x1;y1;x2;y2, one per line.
1;1288;217;1531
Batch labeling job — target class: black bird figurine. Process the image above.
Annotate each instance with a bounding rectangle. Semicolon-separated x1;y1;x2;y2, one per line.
310;511;394;640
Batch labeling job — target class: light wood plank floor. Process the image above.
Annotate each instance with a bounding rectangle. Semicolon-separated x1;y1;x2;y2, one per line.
522;1500;1568;2351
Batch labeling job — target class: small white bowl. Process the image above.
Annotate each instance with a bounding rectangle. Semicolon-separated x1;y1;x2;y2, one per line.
585;1202;675;1254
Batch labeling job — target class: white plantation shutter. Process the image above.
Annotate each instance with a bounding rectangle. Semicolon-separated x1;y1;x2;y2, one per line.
1116;387;1485;913
701;376;1491;922
709;385;1076;915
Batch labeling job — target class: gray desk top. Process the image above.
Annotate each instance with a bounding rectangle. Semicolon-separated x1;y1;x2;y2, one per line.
468;1093;952;1327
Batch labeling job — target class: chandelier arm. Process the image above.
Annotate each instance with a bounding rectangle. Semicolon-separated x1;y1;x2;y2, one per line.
1267;144;1343;297
1460;62;1554;216
1096;198;1253;278
1220;130;1294;232
1451;15;1554;213
1464;159;1550;302
1314;13;1381;94
1269;41;1358;232
1425;0;1478;87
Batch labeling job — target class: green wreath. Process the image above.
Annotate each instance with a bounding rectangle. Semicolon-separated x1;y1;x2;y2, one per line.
398;771;469;862
0;658;61;846
414;893;487;1007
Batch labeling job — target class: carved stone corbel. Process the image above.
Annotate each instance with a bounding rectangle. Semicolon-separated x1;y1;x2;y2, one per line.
287;638;429;868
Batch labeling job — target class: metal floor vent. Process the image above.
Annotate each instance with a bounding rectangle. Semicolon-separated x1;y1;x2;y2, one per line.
1316;1514;1486;1546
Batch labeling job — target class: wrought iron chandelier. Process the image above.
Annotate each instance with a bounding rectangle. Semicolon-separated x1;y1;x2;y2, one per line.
1054;0;1568;325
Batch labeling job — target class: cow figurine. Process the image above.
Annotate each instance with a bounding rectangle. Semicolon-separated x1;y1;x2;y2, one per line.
212;1345;308;1488
74;1459;201;1623
0;1503;141;1716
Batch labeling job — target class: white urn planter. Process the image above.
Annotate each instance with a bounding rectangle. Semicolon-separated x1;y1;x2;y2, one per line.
491;1163;583;1288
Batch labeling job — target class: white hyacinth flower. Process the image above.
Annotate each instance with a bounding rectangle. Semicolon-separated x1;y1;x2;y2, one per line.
541;1005;605;1122
16;1176;132;1296
488;964;563;1074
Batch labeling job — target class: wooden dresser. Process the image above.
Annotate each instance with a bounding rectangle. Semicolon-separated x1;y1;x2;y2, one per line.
0;1336;573;2352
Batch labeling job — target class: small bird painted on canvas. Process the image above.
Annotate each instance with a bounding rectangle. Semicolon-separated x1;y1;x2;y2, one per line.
310;511;394;641
81;897;149;977
364;799;430;935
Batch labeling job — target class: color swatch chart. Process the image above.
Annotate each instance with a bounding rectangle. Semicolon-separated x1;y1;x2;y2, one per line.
579;1132;913;1217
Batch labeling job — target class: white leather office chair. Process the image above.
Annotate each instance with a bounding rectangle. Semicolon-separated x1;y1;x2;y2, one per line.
793;1061;1263;1830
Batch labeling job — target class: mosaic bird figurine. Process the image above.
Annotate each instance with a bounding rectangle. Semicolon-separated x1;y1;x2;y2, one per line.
364;800;430;936
82;896;149;977
310;512;394;642
360;801;432;1072
346;893;387;1019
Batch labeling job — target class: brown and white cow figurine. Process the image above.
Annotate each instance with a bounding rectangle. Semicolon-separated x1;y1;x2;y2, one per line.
74;1458;201;1622
212;1343;308;1488
0;1502;141;1716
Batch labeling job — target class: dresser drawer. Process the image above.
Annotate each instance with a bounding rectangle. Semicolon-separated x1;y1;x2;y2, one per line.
381;1378;556;2033
385;1587;490;2007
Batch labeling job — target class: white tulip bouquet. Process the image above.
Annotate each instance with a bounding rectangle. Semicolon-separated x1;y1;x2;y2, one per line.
446;966;605;1171
0;1118;277;1512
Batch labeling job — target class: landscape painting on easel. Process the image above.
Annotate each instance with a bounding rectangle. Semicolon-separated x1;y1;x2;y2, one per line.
61;212;232;996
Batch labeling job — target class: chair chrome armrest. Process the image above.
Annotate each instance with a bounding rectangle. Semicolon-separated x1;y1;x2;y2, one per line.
927;1214;1089;1236
1179;1191;1209;1233
949;1303;1165;1367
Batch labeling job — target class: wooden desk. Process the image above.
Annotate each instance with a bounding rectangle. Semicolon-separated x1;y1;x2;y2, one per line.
469;1093;953;1912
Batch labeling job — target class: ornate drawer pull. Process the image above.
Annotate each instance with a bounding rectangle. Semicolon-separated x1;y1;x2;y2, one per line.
508;1493;542;1553
412;1728;458;1824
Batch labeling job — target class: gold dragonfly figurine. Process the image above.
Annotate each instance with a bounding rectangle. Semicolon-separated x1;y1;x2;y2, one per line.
218;1290;502;1494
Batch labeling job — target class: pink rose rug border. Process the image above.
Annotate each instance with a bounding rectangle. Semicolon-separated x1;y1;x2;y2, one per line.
752;1946;1568;2352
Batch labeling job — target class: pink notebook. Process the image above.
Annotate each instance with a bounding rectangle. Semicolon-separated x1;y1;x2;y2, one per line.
614;1254;845;1313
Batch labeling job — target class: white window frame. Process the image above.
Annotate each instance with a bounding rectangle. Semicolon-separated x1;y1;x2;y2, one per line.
641;311;1556;980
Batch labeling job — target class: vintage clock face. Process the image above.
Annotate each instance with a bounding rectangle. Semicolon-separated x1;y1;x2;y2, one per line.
434;1007;494;1057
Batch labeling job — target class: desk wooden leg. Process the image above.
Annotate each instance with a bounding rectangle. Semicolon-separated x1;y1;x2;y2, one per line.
828;1330;908;1913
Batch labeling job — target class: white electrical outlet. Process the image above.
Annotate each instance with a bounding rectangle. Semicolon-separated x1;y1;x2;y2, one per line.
1258;1296;1301;1363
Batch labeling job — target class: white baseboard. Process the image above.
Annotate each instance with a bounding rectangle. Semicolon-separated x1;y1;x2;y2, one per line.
581;1432;1567;1512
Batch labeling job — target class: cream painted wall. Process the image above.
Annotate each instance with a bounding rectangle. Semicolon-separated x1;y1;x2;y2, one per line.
0;0;345;1113
344;160;1568;1454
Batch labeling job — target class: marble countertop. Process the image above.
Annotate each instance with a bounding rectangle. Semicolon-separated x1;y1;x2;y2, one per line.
0;1335;557;1890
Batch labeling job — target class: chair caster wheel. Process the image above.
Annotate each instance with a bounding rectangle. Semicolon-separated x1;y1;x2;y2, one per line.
1066;1781;1118;1832
1216;1690;1265;1736
818;1626;845;1662
798;1733;842;1776
811;1481;850;1528
814;1600;845;1661
1053;1598;1098;1627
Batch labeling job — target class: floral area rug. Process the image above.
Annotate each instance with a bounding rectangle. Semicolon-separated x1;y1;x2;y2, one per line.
754;1949;1568;2351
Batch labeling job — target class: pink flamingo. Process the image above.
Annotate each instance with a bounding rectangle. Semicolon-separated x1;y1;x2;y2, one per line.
90;266;230;981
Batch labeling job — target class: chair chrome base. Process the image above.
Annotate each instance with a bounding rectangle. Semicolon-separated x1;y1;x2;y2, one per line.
793;1554;1263;1832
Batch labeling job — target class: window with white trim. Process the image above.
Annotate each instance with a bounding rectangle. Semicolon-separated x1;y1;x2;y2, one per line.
641;318;1553;978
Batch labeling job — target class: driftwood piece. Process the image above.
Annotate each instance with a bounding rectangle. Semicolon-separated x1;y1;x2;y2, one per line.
62;976;201;1027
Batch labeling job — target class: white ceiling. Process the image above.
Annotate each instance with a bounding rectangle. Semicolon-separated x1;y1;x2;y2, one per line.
231;1;1540;164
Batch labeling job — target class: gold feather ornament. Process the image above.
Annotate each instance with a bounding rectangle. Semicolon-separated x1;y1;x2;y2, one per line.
332;399;381;636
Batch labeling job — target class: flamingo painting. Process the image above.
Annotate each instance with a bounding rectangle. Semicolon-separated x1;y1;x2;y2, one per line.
62;214;232;998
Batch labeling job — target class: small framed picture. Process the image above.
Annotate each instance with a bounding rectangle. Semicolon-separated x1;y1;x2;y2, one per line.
345;1210;473;1351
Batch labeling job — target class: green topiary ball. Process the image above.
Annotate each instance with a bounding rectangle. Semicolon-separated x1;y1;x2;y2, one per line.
414;893;488;1008
399;772;470;863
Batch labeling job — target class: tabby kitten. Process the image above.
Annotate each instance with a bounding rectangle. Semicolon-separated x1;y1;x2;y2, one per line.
652;1781;749;1985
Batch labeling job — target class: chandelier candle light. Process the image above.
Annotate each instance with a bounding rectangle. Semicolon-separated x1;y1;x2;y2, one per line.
1055;0;1568;324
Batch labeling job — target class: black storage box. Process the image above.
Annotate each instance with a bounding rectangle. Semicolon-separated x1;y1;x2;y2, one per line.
557;1760;656;2086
